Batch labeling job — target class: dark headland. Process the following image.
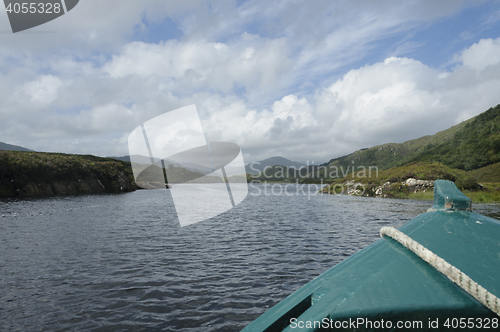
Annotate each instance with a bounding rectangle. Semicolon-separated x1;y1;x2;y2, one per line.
0;151;137;198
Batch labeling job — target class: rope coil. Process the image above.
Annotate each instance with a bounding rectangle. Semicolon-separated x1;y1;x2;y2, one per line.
380;226;500;316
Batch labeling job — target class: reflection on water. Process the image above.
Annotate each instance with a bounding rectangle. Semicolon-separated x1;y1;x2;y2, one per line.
0;184;497;331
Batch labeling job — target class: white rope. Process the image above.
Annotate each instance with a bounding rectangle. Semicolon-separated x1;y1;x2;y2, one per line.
380;226;500;316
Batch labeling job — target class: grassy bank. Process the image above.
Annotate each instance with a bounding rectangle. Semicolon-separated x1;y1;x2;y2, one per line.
0;150;137;197
322;162;500;204
463;183;500;203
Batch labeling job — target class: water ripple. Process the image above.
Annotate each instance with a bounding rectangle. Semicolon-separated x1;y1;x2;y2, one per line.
1;185;493;331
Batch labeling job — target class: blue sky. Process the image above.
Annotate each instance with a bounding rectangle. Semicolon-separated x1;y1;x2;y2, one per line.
0;0;500;163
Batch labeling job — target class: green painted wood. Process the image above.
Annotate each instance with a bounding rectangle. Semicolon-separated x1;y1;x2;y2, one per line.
431;179;472;212
242;181;499;331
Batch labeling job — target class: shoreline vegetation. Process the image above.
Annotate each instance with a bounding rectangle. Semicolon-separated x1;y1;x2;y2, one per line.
320;162;500;204
0;151;137;198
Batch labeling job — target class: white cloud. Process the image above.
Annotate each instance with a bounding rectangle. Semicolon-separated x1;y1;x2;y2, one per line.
2;36;500;162
103;34;291;102
309;46;500;159
193;42;500;162
199;93;316;145
460;38;500;71
20;75;63;106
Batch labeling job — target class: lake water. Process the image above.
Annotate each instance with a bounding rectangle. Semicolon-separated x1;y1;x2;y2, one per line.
1;184;499;331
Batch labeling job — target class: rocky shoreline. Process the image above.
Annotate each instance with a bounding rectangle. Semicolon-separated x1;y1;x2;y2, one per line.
372;178;434;198
323;177;435;198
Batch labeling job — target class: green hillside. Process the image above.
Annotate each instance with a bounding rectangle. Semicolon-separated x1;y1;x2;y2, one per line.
325;104;500;171
0;151;137;197
413;105;500;170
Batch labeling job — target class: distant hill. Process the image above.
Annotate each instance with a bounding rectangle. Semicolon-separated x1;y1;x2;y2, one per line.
108;155;131;162
246;156;305;174
109;155;162;165
325;104;500;172
0;142;33;152
132;162;223;186
110;155;214;175
249;164;311;182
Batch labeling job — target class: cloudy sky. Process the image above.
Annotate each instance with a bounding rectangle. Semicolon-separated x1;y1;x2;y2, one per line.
1;0;500;163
